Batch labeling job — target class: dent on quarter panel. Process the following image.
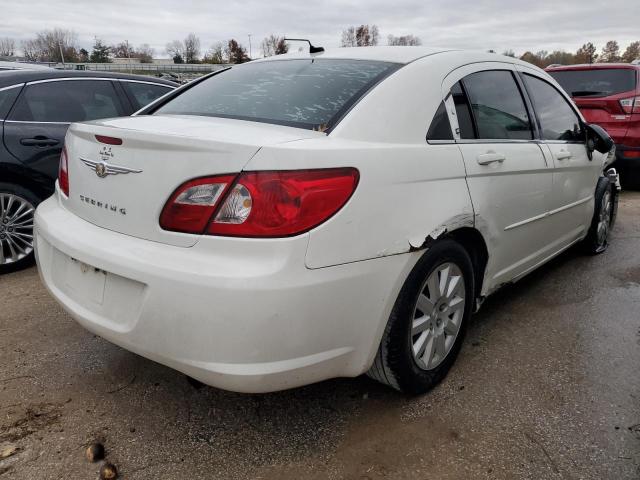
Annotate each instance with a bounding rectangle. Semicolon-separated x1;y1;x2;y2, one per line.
302;144;474;269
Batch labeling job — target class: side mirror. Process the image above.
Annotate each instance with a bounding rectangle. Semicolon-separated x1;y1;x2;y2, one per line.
585;123;614;158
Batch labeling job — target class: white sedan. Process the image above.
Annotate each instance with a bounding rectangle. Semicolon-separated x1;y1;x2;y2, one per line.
34;47;616;394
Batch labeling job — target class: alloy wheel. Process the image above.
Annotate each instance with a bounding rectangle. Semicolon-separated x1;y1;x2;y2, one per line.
0;193;35;265
596;190;612;247
410;262;466;370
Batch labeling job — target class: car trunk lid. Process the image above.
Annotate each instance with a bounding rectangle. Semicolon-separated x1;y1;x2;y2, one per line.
63;115;321;247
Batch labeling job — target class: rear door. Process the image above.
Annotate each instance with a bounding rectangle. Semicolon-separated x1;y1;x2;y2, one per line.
3;78;127;180
519;70;597;240
443;64;554;286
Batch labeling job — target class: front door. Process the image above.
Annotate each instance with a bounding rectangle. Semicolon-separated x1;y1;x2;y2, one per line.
518;69;599;241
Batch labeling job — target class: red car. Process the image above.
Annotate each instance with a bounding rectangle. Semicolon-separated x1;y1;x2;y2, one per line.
547;63;640;186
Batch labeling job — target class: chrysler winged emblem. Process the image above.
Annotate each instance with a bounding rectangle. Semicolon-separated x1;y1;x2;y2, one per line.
79;157;143;178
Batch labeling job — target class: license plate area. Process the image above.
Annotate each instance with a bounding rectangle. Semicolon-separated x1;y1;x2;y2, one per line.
58;255;107;305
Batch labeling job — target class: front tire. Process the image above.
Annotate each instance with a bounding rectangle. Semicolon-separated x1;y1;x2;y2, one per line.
0;183;39;274
368;239;474;394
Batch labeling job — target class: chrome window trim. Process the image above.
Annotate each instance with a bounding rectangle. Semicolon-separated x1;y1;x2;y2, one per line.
118;79;174;88
0;83;24;92
4;120;70;125
26;77;118;85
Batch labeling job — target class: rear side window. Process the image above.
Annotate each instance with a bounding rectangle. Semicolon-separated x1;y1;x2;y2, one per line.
451;82;475;139
426;101;453;140
122;82;172;110
523;74;583;142
0;85;21;118
462;70;533;140
9;80;125;123
548;68;637;97
153;59;399;130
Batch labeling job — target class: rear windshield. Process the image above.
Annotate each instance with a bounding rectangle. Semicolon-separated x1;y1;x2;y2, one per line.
153;59;399;130
548;68;637;98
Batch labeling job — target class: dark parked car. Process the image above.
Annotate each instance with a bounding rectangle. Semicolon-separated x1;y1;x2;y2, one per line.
546;63;640;187
0;70;176;272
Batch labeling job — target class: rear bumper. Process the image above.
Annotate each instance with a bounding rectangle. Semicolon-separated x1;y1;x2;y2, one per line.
34;194;415;393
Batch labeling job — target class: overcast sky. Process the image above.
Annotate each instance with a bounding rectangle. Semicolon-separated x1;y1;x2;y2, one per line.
2;0;638;57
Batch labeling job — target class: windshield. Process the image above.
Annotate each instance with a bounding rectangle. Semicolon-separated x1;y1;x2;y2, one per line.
153;59;399;130
548;68;637;98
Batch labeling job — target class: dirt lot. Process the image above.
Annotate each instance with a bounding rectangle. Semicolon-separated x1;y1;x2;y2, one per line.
1;193;639;480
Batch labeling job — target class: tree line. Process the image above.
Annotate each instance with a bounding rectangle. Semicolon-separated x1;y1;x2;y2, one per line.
1;28;638;66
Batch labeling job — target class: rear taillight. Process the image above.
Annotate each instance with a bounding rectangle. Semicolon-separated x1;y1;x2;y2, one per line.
620;96;640;114
58;146;69;197
160;168;359;237
159;175;236;233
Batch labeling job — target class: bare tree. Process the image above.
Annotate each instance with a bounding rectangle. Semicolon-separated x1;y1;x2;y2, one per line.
166;40;184;63
356;25;379;46
111;40;135;59
575;42;598;64
622;41;640;63
387;34;422;46
21;28;79;62
184;33;201;63
225;39;249;64
137;44;154;63
600;40;621;63
203;42;225;63
0;37;16;57
341;27;357;47
261;35;288;57
501;49;516;57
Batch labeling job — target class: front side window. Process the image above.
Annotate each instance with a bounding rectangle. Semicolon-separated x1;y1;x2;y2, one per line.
523;74;583;142
462;70;533;140
9;80;124;123
153;59;399;130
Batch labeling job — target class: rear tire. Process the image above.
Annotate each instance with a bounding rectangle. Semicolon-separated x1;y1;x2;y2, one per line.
582;177;614;255
0;183;40;274
367;239;474;394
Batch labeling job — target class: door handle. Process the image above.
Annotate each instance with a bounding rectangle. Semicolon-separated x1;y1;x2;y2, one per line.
20;137;59;147
476;152;506;165
555;150;572;161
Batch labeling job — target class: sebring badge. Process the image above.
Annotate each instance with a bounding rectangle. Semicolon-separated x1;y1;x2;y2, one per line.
79;146;142;178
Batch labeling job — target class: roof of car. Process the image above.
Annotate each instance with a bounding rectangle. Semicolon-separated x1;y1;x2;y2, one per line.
253;46;455;64
0;69;178;89
546;63;640;71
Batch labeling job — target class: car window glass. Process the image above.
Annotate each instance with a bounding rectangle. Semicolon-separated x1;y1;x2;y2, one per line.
450;82;475;139
523;74;583;142
154;59;399;131
9;80;124;123
426;101;453;141
123;82;172;110
548;68;637;97
0;86;21;118
462;70;533;140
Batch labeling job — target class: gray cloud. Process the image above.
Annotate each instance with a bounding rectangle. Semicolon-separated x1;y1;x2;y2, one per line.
1;0;637;57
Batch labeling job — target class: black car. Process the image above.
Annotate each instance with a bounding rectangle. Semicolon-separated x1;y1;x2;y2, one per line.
0;70;177;272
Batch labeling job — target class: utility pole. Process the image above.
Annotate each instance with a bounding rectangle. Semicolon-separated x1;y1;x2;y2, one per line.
59;42;65;67
248;34;252;59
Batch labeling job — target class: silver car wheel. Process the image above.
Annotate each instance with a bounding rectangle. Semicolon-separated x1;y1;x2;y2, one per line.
0;193;35;265
410;262;466;371
596;190;611;246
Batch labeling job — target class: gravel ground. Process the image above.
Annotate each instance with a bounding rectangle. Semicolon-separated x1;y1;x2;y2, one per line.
1;192;639;480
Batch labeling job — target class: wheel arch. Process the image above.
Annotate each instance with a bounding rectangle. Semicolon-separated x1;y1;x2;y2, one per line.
446;227;489;302
0;163;53;201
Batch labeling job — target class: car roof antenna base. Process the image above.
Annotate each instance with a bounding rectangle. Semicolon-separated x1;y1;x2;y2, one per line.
284;38;325;54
